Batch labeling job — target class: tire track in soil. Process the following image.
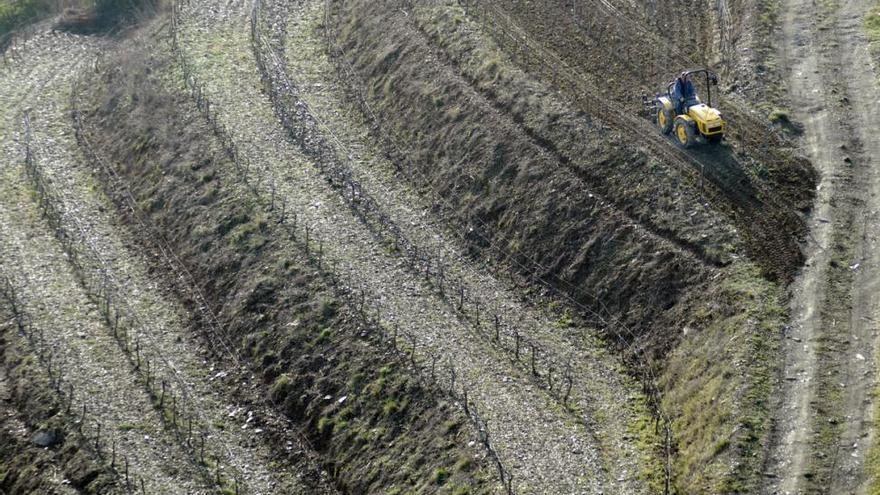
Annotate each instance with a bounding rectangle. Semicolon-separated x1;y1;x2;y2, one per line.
395;1;729;270
766;0;880;493
472;0;808;282
2;30;318;495
829;7;880;494
263;0;655;493
176;0;619;492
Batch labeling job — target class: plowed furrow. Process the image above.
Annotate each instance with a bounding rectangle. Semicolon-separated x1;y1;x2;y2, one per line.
396;2;729;268
462;0;805;281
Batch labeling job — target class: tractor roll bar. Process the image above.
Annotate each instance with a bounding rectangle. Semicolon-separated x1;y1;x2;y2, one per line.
666;68;719;107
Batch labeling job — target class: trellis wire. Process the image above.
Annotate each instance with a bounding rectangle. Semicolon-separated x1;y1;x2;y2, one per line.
322;0;681;490
171;0;519;489
21;109;240;493
0;274;128;492
257;0;584;425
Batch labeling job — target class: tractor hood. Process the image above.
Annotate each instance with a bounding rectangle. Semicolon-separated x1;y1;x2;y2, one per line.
688;104;723;123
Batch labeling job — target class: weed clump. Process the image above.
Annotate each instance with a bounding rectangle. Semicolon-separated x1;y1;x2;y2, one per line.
433;467;450;484
768;108;790;123
269;374;293;402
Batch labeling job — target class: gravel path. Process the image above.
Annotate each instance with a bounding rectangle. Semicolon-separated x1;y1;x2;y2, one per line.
766;0;880;492
174;0;625;491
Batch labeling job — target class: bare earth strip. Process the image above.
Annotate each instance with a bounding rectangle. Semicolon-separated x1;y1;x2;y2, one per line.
174;0;629;491
825;1;880;492
766;0;880;493
764;2;836;490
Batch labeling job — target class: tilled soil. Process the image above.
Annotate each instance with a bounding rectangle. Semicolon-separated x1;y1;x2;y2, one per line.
2;1;860;493
766;0;880;493
476;0;813;282
171;0;655;491
329;0;807;491
406;2;739;268
330;0;714;354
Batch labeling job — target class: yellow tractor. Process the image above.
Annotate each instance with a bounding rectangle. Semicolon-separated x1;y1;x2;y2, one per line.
652;69;725;148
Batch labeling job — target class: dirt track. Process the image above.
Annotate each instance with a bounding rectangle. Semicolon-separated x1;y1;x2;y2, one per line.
767;0;880;492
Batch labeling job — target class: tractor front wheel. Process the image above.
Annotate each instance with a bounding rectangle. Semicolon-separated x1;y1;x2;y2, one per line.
657;107;673;135
674;118;697;148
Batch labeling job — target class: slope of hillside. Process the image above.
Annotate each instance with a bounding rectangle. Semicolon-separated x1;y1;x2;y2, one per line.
326;0;808;492
3;0;861;494
79;35;501;494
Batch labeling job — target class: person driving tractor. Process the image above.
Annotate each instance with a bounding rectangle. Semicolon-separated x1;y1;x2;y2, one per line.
650;68;725;148
671;72;698;115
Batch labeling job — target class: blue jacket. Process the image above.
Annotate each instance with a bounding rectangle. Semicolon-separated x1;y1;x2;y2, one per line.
672;78;696;101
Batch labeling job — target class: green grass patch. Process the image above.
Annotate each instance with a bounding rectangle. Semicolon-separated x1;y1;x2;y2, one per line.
269;373;293;402
866;3;880;63
0;0;55;36
382;398;400;417
768;108;790;124
433;467;450;485
869;7;880;42
454;455;472;472
317;416;333;435
662;263;786;493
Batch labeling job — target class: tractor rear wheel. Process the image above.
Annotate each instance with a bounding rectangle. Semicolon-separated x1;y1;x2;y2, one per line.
674;118;697;148
657;106;673;135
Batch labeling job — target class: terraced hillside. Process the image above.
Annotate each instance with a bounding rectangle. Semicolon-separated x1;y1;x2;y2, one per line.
3;0;880;494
